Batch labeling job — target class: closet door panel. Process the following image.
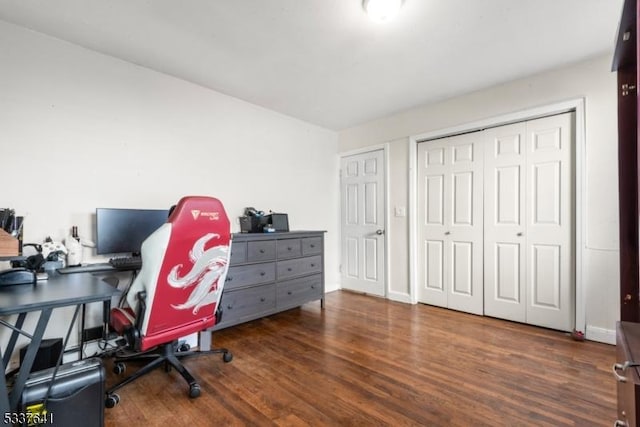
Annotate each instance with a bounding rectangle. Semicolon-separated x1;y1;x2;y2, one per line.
418;133;484;315
447;134;484;314
484;122;527;322
525;113;574;331
418;139;450;308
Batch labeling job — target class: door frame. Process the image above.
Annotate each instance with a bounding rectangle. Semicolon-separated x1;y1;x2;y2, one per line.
339;144;390;297
408;98;586;334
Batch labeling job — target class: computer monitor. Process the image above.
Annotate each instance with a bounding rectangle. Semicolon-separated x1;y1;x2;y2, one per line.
96;208;169;256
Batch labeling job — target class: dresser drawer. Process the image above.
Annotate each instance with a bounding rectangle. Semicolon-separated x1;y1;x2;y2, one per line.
277;274;323;309
218;284;276;325
229;241;247;264
302;237;322;256
225;262;275;290
277;239;302;259
247;240;276;262
277;255;322;280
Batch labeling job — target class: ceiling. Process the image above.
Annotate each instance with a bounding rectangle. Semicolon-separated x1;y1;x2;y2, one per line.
0;0;625;130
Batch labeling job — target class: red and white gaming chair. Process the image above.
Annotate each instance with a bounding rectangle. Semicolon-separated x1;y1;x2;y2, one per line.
105;196;232;407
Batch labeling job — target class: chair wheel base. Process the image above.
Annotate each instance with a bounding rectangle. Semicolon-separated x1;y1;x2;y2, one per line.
189;384;201;398
105;393;120;408
113;362;126;375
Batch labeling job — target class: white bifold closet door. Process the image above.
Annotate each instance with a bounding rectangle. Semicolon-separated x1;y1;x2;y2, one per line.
417;132;484;315
484;112;574;331
418;112;574;332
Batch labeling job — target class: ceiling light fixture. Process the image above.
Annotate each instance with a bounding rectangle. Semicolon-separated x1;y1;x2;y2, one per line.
363;0;403;22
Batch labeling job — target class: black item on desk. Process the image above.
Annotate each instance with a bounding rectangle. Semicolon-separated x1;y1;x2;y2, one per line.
108;256;142;271
0;208;14;232
19;357;105;427
0;268;36;286
11;243;46;272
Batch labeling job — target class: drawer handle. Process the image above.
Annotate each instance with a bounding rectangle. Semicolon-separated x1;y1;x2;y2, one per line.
260;249;265;253
287;268;292;272
310;244;315;248
226;276;233;281
260;271;265;276
260;297;266;302
311;285;315;289
227;305;233;310
613;363;628;382
287;291;292;295
310;263;315;267
612;361;640;382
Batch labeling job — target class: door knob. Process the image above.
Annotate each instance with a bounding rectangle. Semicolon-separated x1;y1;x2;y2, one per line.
376;229;385;235
517;232;523;237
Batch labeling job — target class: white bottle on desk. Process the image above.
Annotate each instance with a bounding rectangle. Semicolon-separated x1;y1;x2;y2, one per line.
66;226;83;266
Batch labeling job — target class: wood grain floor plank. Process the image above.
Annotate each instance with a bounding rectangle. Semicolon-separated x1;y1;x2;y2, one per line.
104;290;616;426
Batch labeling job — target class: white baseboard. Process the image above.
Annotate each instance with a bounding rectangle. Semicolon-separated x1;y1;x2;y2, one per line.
325;282;340;293
586;325;616;345
387;291;413;304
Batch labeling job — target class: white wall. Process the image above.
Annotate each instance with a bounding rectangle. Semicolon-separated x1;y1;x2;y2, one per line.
0;20;339;361
339;54;620;343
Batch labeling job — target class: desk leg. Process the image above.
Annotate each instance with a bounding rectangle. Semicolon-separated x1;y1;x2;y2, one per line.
9;308;52;411
2;313;26;369
102;300;111;338
79;304;86;360
0;347;9;421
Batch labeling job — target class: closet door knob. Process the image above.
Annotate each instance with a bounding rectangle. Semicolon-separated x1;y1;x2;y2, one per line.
517;232;523;237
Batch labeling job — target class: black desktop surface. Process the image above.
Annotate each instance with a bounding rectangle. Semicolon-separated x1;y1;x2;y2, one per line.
0;271;120;316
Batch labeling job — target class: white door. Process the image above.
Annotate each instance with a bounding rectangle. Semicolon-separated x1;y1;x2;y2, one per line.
417;132;484;315
484;112;574;331
524;113;574;331
340;150;386;297
484;122;527;322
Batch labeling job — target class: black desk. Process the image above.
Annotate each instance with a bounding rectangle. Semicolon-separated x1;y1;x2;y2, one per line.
0;272;120;414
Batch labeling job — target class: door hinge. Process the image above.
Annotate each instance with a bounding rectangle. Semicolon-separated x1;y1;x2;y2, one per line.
622;83;636;96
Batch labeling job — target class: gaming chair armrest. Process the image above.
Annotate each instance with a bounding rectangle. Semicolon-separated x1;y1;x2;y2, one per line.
122;290;147;351
135;290;147;331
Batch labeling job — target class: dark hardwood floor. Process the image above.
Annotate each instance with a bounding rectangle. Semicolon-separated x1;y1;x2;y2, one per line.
104;290;616;426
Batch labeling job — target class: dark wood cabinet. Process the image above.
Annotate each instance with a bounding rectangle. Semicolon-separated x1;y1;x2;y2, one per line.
614;1;640;425
616;322;640;426
614;0;640;322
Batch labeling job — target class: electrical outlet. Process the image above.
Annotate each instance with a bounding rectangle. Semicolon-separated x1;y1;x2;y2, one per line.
82;326;104;342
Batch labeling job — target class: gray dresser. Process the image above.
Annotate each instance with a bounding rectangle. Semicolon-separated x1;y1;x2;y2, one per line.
213;230;325;330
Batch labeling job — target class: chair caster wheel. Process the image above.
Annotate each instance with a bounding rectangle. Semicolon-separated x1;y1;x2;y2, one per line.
223;351;233;363
189;384;201;398
105;393;120;408
178;343;191;352
113;362;126;375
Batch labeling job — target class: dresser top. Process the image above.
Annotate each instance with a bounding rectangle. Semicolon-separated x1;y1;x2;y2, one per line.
232;230;325;241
